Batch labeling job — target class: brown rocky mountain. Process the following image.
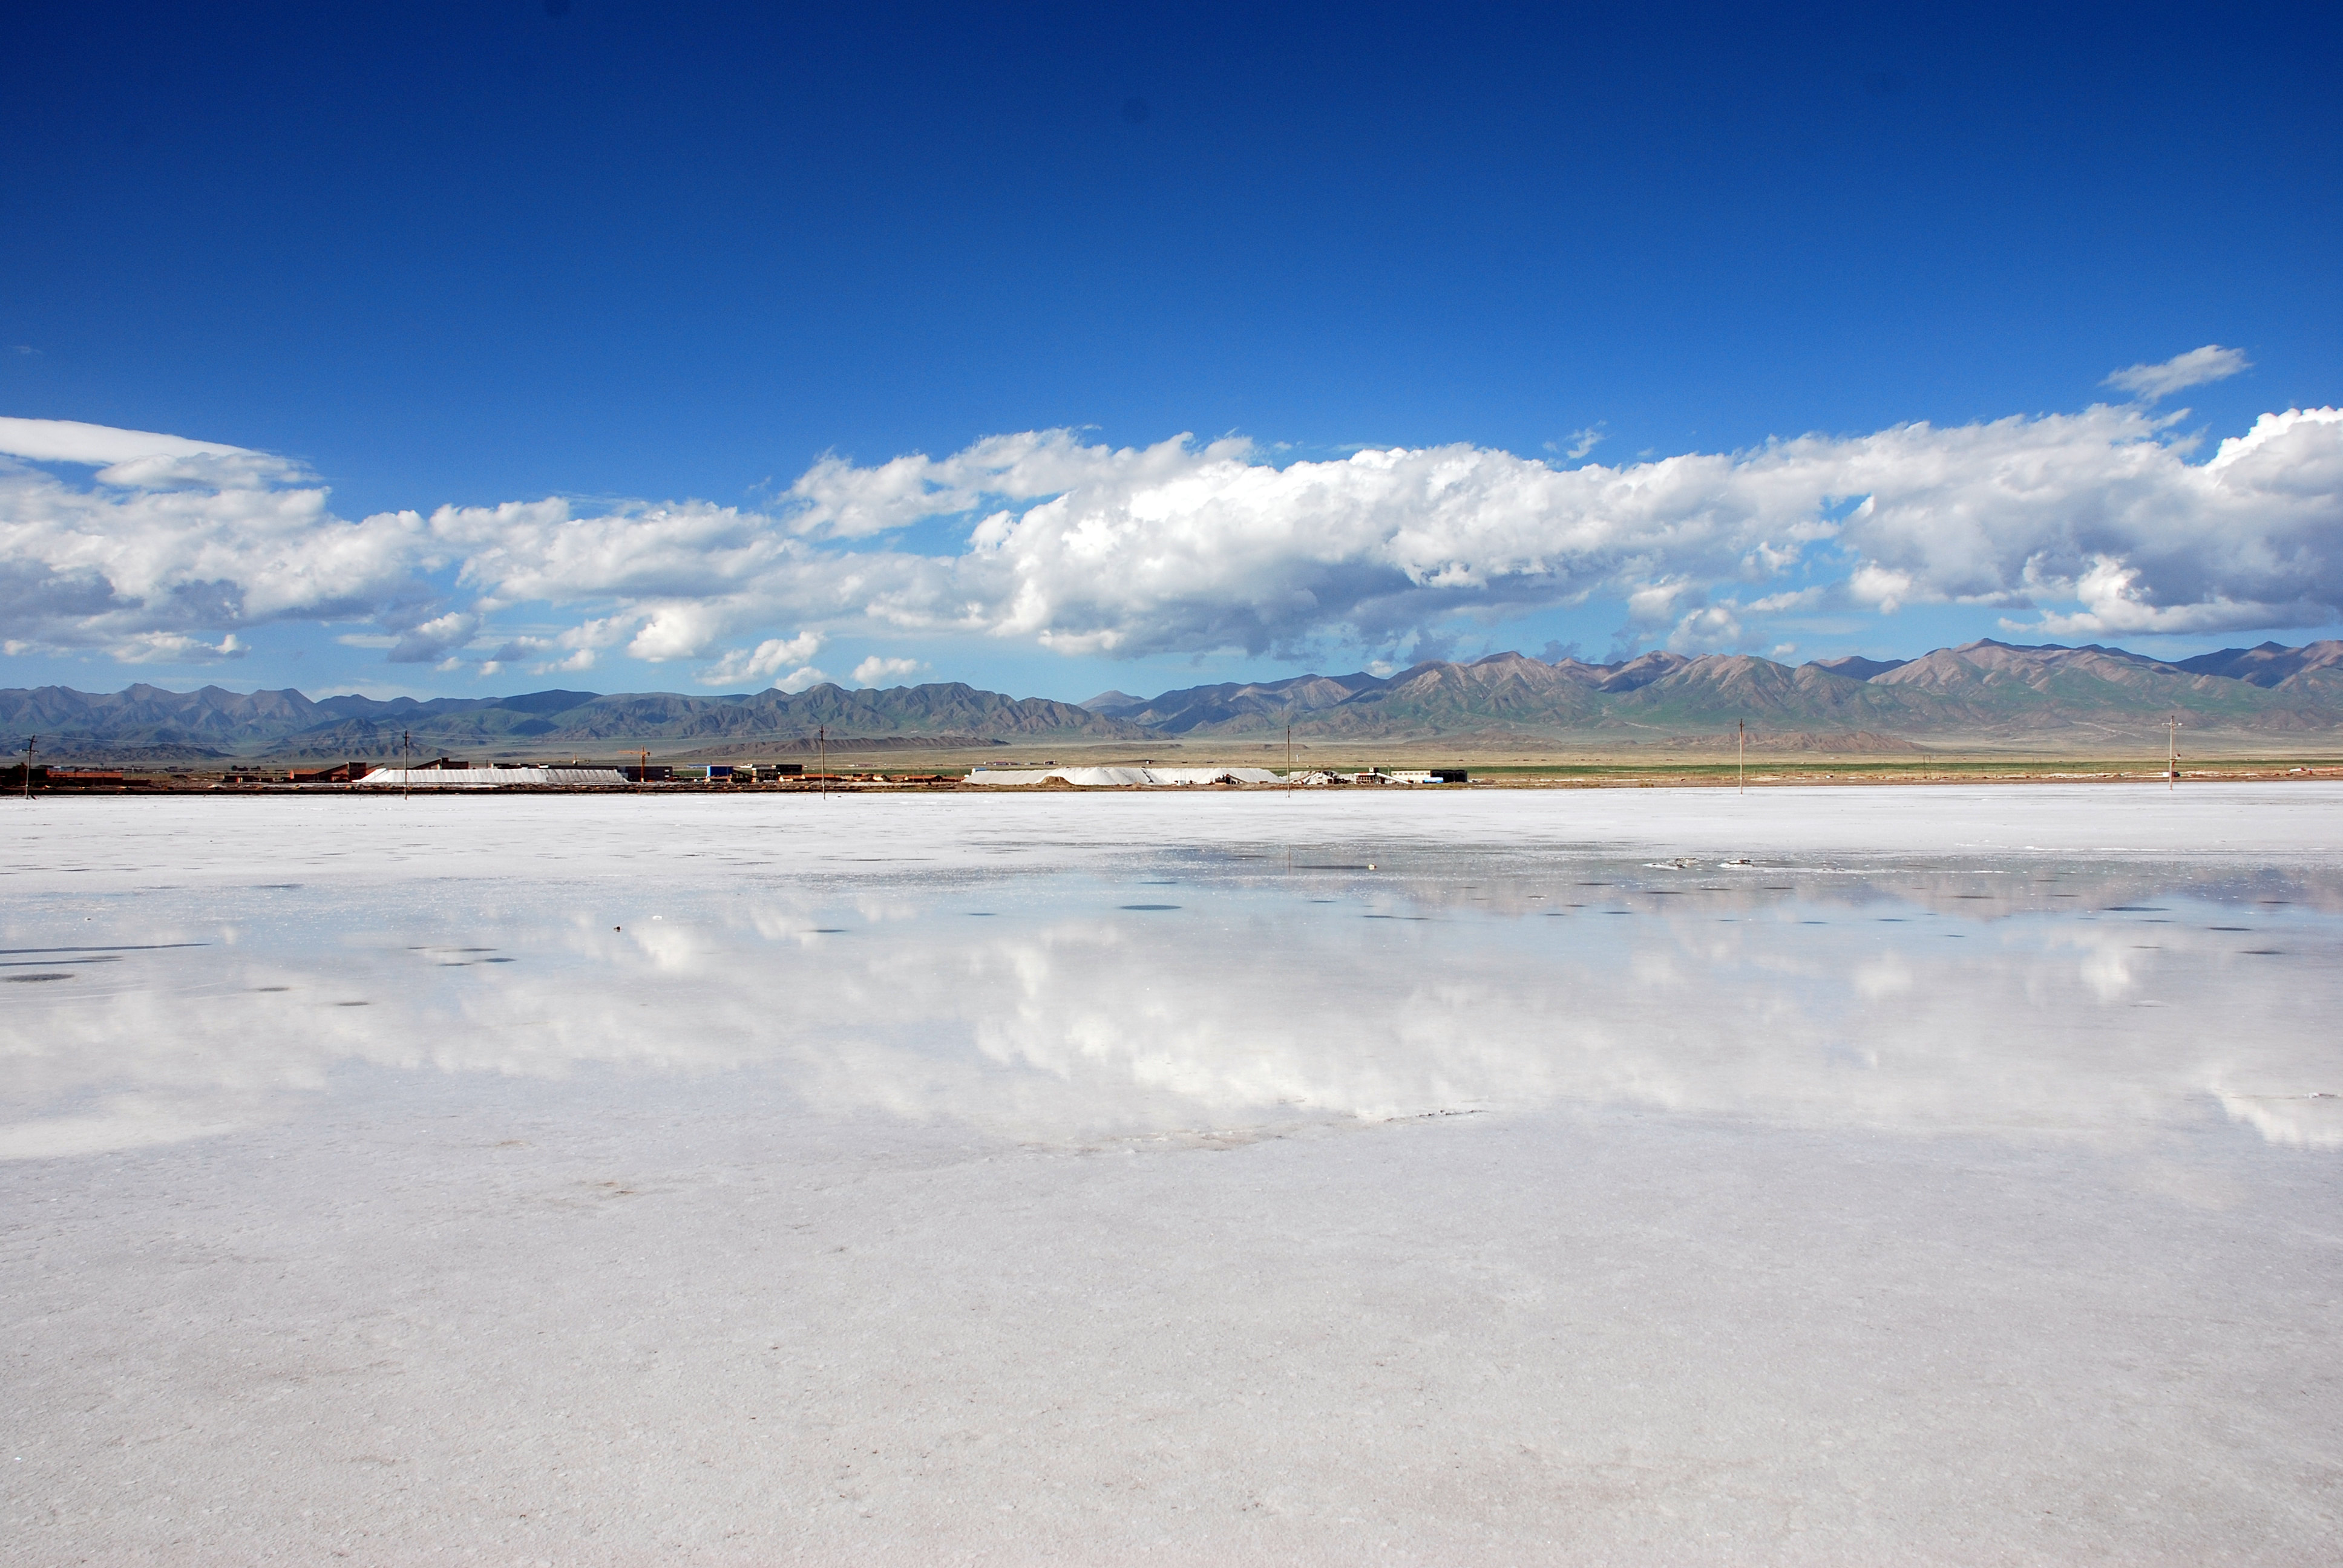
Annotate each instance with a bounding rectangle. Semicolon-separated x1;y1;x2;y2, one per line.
2171;640;2343;688
1097;639;2343;745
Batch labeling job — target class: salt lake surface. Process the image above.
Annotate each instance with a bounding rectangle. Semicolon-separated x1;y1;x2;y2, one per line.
4;787;2339;1563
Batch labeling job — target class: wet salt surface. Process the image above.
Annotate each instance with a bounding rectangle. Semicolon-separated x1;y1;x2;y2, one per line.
4;787;2341;1563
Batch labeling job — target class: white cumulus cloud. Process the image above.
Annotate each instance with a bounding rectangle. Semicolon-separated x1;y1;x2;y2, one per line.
696;632;825;687
2;396;2340;672
110;631;247;664
387;610;480;665
851;655;925;687
0;453;422;658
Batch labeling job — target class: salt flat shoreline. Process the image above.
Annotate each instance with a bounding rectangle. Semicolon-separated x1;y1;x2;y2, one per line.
15;761;2343;796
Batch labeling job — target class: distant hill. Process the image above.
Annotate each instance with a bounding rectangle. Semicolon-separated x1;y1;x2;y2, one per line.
1116;639;2343;745
2170;640;2343;688
1110;670;1392;733
0;681;1143;762
1809;654;1910;681
7;638;2342;760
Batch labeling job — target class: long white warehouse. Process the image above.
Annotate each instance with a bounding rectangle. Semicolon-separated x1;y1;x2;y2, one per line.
355;766;629;788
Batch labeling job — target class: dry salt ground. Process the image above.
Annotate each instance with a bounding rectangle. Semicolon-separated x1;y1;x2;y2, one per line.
3;786;2340;1564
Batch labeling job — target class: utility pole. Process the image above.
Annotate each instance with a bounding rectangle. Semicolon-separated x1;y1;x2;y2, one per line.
21;735;32;801
1737;718;1745;795
1286;722;1293;798
2167;714;2181;790
402;730;412;801
818;725;827;799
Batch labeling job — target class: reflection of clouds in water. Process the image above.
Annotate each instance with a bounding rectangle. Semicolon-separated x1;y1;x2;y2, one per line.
2213;1091;2343;1148
2077;942;2135;1001
0;1103;238;1161
5;861;2339;1156
1852;953;1915;999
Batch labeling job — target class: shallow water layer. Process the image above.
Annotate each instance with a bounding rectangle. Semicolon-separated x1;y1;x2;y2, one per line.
4;788;2340;1564
7;795;2340;1155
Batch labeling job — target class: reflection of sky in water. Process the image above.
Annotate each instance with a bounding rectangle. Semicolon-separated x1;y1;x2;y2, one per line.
9;838;2339;1157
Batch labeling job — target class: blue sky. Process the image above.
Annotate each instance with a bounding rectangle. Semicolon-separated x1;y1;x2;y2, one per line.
2;1;2338;703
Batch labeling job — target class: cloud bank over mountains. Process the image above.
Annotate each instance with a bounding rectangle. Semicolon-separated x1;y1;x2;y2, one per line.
3;367;2339;682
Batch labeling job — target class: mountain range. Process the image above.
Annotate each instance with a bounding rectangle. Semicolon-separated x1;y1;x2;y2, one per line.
5;639;2341;762
1083;639;2343;746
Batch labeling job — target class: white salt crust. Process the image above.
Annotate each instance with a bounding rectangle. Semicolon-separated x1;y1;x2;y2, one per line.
2;786;2338;1563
